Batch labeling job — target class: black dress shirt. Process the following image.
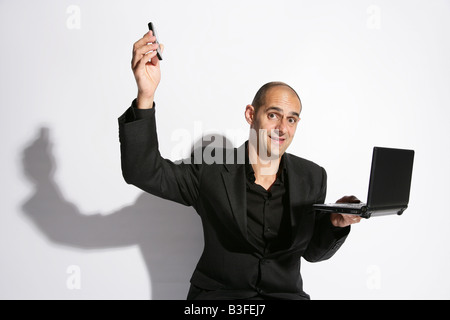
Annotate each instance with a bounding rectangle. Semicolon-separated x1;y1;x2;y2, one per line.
245;151;292;254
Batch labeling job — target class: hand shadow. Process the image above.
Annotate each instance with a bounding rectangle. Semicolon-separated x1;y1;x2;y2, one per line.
20;126;233;300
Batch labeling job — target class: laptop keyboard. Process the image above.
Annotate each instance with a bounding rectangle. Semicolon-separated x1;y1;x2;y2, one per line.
331;202;365;208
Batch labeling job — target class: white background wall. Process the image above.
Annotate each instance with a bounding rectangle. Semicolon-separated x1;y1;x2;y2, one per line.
1;0;449;300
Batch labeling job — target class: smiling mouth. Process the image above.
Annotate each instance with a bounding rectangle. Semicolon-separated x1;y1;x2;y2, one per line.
270;136;286;144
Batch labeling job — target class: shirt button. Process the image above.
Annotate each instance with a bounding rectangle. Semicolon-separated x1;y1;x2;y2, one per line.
261;259;270;265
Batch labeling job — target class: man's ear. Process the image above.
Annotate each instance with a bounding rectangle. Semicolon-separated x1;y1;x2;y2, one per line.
245;105;255;125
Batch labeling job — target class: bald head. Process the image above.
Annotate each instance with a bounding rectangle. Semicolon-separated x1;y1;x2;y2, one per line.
251;82;302;114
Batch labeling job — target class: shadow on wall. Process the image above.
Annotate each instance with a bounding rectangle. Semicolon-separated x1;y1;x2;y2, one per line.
20;127;233;300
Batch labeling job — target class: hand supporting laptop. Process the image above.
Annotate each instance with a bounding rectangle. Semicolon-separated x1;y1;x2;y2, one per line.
313;147;415;220
330;195;363;227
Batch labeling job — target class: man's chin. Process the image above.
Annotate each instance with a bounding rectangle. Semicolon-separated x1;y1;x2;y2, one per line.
263;146;285;160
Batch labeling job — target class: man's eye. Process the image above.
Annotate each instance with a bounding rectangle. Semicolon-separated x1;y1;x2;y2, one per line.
268;113;277;119
288;118;297;124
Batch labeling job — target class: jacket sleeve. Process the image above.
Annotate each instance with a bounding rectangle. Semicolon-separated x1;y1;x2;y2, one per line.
118;100;202;208
303;167;351;262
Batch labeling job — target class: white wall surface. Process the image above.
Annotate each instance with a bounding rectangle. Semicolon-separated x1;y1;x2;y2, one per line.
1;0;449;299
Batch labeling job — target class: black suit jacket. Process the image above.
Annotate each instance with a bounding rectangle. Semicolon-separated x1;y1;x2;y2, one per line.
118;102;350;300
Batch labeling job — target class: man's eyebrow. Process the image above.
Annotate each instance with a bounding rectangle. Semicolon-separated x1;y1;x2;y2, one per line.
266;106;300;118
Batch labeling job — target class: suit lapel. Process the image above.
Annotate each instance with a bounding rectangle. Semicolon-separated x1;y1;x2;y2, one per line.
285;154;310;244
221;142;249;241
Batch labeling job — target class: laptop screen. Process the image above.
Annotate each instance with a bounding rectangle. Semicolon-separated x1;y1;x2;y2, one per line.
366;147;415;209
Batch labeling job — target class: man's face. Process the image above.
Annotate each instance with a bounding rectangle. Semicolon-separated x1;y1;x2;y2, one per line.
246;86;302;160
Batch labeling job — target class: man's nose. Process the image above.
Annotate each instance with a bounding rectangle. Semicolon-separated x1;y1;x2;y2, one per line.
275;118;288;135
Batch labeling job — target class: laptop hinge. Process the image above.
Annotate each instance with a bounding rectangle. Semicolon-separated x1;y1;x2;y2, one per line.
366;205;408;218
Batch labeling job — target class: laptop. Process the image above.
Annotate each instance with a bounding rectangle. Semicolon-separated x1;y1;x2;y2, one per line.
313;146;415;219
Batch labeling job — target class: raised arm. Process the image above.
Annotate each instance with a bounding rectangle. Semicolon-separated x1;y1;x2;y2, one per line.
119;31;201;208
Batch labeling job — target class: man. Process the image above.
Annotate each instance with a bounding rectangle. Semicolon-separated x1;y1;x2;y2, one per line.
118;30;362;300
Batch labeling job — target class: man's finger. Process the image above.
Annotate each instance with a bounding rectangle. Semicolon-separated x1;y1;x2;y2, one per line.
336;195;361;204
132;43;160;69
341;214;362;224
349;215;362;224
138;50;158;69
133;33;157;54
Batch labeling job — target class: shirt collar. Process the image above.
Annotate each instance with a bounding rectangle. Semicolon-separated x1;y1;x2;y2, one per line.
245;142;287;184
